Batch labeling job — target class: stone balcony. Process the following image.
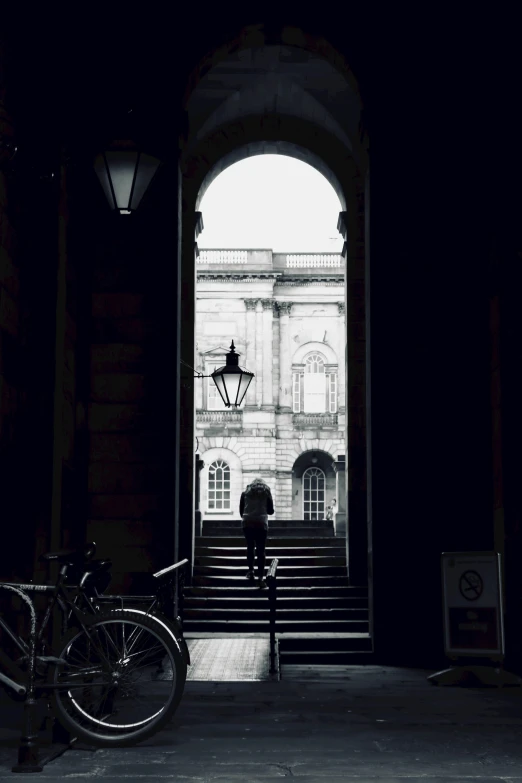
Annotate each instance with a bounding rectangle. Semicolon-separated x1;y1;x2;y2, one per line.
196;249;343;274
196;410;243;429
292;413;339;429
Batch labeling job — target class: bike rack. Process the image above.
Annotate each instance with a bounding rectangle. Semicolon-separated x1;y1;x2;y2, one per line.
0;584;43;773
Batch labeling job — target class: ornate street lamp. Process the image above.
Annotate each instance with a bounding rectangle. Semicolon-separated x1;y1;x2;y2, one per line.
94;139;161;214
211;341;254;408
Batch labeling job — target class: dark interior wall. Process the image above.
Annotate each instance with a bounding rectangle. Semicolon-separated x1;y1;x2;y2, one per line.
366;40;495;667
85;166;179;592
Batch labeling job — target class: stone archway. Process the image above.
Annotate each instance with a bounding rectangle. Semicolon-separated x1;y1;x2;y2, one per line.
178;29;369;595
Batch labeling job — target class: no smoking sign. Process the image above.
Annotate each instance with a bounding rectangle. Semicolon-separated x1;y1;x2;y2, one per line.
441;552;504;657
458;570;483;601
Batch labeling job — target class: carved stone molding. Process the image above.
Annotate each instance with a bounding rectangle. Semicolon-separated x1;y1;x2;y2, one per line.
338;302;345;315
244;299;258;310
261;298;273;310
277;302;293;316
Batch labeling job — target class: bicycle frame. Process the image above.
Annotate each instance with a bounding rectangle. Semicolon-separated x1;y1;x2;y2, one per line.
0;570;120;695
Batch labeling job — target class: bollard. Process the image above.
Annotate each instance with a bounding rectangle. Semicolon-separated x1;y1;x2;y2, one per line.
12;695;43;773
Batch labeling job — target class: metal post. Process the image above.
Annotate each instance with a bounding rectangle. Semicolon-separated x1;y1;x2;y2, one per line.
266;558;279;675
0;586;43;774
177;567;186;629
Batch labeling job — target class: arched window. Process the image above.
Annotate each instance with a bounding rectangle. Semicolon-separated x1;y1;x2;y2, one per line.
208;459;231;510
293;352;337;414
303;467;326;520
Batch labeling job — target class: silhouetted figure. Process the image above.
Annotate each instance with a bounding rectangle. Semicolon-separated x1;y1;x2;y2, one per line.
240;478;274;589
326;499;336;521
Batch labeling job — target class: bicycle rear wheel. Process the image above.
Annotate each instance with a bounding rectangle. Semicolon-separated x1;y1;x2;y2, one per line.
51;610;185;746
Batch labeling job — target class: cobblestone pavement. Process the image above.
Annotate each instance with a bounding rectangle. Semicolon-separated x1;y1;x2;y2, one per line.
1;666;522;780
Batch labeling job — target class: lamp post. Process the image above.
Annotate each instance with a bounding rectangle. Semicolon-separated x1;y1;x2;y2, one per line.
211;342;254;408
94;138;161;214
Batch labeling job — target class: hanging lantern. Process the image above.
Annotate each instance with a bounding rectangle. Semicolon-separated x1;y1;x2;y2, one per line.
211;341;254;408
94;139;161;214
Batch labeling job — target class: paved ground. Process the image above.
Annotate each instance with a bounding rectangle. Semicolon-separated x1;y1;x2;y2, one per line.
186;638;272;680
2;665;522;780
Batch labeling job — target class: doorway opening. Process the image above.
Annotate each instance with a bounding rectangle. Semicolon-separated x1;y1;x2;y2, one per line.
194;153;347;538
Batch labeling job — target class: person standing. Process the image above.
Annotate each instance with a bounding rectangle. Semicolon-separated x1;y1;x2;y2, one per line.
240;477;274;588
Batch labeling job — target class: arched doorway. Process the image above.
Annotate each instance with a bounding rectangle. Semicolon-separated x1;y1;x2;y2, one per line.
292;450;336;523
178;29;369;604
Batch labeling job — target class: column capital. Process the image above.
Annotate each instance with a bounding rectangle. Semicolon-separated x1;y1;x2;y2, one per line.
277;302;293;316
261;298;273;310
338;302;345;315
244;298;258;311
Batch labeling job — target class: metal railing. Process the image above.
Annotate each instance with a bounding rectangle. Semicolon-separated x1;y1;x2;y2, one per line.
265;558;279;675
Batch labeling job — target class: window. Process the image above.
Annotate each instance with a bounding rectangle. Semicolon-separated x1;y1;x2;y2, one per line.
303;467;326;520
207;363;223;409
303;353;326;412
208;460;231;510
293;352;337;413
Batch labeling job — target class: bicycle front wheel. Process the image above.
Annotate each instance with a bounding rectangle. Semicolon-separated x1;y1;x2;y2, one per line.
51;610;186;746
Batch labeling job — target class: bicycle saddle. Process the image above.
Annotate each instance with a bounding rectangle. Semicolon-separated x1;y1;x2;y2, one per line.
40;542;96;564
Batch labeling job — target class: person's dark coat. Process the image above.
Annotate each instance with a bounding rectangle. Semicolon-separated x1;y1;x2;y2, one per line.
240;478;274;531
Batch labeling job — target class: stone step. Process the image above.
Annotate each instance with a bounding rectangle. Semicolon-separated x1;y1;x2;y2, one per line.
185;585;367;598
194;564;347;577
195;545;346;557
202;527;335;537
203;519;335;528
278;634;373;651
196;536;341;548
192;575;351;587
184;607;368;620
194;555;347;567
184;596;367;609
182;619;369;633
279;650;374;665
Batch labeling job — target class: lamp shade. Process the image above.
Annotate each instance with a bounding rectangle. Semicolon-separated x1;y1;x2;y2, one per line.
94;139;161;214
211;341;254;408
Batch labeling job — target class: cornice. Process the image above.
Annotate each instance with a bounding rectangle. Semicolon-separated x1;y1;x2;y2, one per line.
197;275;343;285
197;274;281;281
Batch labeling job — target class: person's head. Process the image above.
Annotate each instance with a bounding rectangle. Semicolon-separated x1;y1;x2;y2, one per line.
246;477;269;495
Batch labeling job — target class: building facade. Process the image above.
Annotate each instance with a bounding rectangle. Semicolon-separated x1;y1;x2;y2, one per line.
195;248;346;531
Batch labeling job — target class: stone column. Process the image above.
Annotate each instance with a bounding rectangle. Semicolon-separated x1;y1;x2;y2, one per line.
278;302;293;411
261;299;274;408
272;302;280;407
194;452;205;537
255;300;263;409
333;457;347;537
338;302;346;412
244;299;258;407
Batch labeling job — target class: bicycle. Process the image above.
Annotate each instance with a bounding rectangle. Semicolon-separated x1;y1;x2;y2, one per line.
0;544;188;753
61;549;191;672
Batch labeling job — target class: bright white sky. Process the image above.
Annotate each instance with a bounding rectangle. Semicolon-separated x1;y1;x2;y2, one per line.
197;155;344;253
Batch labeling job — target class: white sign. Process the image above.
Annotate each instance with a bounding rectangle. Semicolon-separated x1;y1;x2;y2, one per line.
441;552;504;658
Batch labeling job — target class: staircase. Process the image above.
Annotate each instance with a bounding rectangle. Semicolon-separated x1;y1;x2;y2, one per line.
184;518;373;666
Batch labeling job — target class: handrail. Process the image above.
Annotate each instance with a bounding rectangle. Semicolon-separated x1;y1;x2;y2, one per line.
153;559;189;627
265;558;279;675
152;558;189;579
